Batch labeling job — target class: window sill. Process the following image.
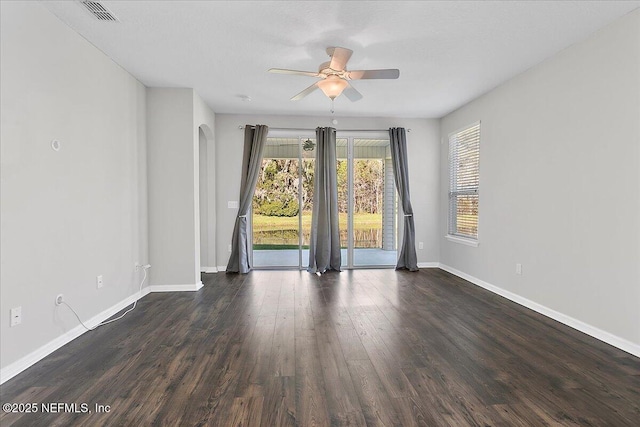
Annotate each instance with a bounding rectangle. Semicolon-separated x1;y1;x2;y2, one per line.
445;235;479;247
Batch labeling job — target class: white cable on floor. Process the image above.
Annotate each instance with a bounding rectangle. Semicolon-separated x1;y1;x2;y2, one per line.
62;266;149;331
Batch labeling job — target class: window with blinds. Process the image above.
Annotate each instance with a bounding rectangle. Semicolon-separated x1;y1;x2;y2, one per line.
448;122;480;240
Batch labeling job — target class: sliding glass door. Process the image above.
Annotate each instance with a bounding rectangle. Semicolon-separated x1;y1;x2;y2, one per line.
350;138;397;267
252;136;314;268
252;134;397;269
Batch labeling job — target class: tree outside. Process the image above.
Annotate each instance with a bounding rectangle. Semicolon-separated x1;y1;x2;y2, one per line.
253;158;385;249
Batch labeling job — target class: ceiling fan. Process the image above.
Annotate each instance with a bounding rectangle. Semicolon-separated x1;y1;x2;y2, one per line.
268;47;399;102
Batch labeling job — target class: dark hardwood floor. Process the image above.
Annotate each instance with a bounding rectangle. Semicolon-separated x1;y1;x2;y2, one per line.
1;269;639;426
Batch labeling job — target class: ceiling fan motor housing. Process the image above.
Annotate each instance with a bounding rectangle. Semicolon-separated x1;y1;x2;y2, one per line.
319;61;343;75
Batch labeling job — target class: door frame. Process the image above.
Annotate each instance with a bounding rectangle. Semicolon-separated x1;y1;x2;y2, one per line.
250;130;398;270
339;132;396;269
250;131;315;270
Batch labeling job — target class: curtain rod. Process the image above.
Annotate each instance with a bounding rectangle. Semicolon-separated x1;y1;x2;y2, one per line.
238;125;411;132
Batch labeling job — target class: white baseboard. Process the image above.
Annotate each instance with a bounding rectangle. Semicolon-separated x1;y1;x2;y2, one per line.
148;281;203;292
438;263;640;358
217;266;227;272
201;266;218;273
0;287;150;385
417;262;439;268
1;283;202;385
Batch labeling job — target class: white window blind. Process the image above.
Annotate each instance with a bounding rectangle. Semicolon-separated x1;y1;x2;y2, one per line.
449;122;480;239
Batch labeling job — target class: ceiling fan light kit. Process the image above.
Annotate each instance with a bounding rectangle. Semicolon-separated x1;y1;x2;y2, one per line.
269;47;399;103
317;75;348;100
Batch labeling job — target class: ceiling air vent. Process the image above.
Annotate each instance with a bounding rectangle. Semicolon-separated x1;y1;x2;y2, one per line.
80;1;119;22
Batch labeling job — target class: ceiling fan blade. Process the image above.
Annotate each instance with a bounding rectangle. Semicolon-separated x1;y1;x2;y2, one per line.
346;69;400;80
327;47;353;71
269;68;320;77
291;82;319;101
343;82;363;102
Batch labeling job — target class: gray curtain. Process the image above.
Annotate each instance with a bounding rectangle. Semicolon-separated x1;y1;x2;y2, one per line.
308;127;341;273
389;127;418;271
226;125;269;273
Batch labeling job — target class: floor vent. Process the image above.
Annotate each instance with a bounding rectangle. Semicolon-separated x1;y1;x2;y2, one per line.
80;1;119;22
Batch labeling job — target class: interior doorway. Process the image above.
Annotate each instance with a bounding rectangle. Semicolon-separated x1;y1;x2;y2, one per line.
198;127;208;271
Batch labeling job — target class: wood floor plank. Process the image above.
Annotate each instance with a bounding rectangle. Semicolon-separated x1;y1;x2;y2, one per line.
314;316;367;426
1;269;638;426
270;308;295;377
392;397;438;427
295;336;331;426
293;278;316;337
228;396;264;427
235;315;276;398
329;308;370;361
259;376;296;427
278;275;296;310
346;359;402;426
403;366;487;426
347;307;418;398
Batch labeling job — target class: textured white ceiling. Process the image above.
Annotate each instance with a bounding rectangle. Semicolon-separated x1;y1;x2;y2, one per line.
42;1;639;118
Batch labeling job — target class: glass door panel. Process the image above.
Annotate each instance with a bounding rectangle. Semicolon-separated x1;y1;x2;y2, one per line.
252;137;302;268
336;138;349;264
352;138;397;266
300;138;316;267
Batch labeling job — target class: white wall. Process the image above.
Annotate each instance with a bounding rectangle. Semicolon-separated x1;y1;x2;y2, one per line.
215;114;440;269
440;10;640;350
0;2;148;369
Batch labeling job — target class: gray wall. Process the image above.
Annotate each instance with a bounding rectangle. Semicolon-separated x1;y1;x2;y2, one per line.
194;94;217;271
1;2;148;368
440;9;640;347
199;129;209;269
146;88;198;286
146;89;216;285
215;114;440;269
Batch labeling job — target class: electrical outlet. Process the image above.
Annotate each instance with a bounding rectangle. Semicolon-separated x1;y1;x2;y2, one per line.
96;275;104;288
228;244;232;253
10;306;22;327
516;263;522;275
418;242;424;250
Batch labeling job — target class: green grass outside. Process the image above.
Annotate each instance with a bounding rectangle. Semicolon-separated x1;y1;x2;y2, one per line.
252;212;382;232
